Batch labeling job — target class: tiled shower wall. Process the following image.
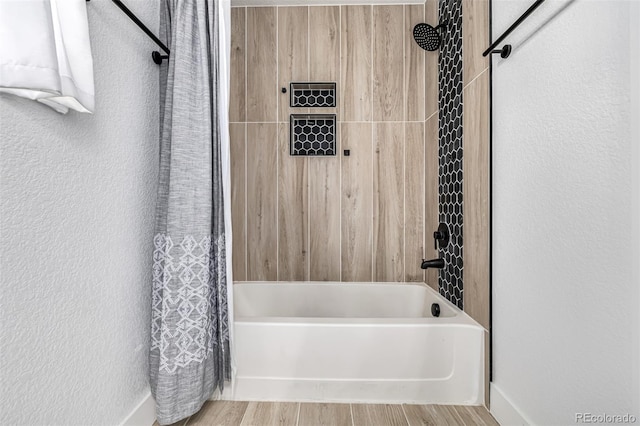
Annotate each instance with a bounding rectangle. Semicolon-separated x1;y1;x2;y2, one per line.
230;4;439;283
461;0;490;329
438;0;489;402
426;0;489;317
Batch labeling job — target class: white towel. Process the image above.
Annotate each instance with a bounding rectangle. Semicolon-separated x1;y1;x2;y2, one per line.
0;0;95;114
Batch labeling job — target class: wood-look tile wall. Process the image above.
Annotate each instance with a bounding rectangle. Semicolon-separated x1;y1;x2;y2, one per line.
461;0;490;408
461;0;490;330
230;4;439;282
423;0;439;291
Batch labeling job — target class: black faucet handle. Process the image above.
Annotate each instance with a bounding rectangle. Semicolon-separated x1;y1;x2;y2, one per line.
433;223;450;251
433;231;442;250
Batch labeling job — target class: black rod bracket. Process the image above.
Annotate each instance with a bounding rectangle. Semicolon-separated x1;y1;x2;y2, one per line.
490;44;512;59
482;0;545;57
110;0;170;64
152;51;169;65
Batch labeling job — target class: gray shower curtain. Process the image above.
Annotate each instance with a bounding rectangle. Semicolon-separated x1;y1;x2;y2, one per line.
150;1;231;424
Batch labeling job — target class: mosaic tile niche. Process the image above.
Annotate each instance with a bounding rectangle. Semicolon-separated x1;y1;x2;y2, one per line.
289;114;337;156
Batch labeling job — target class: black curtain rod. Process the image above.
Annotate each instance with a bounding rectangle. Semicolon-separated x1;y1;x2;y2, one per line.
483;0;545;58
87;0;170;64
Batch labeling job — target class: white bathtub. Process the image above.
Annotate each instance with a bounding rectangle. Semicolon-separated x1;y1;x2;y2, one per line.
224;282;484;405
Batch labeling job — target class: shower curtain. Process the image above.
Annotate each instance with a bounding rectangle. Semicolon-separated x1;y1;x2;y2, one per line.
150;0;233;424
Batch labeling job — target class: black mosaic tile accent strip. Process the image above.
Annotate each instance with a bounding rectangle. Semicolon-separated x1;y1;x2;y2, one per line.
438;0;463;309
290;114;336;156
290;82;336;108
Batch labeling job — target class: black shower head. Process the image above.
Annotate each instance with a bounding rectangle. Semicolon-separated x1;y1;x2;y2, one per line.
413;22;446;51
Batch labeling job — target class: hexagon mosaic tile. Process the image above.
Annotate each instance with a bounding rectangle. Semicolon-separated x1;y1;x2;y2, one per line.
438;0;464;309
290;83;336;108
290;114;336;156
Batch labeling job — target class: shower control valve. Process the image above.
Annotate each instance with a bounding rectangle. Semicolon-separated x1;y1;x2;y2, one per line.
433;222;450;250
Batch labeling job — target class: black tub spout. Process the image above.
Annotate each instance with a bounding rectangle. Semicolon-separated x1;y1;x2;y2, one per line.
421;258;445;270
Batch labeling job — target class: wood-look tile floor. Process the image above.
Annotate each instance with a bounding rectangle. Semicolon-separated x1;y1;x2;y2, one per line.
156;401;500;426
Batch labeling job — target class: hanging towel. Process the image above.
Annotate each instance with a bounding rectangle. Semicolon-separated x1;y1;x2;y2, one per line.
0;0;94;114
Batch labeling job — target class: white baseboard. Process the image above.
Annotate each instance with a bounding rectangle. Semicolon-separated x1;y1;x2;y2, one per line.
121;392;156;426
490;383;532;426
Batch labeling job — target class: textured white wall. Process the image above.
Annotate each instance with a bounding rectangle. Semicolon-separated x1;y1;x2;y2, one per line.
492;0;639;424
0;1;159;424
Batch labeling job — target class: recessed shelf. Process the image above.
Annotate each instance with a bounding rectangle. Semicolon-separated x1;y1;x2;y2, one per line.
290;82;336;108
290;114;336;156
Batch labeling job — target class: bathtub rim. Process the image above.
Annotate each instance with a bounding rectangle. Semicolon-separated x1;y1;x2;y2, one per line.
233;280;483;329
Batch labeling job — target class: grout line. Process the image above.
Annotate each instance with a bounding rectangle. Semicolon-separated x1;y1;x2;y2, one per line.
371;5;376;122
244;8;248;281
233;120;430;124
307;6;311;282
307;6;310;82
296;402;301;426
235;3;426;8
244;124;248;281
307;163;310;280
338;121;342;283
233;3;425;8
425;110;438;122
371;4;375;281
244;7;247;121
274;7;280;281
421;0;426;282
403;121;406;282
370;3;373;122
422;106;426;283
182;415;191;426
463;65;489;90
402;1;406;283
400;404;411;426
422;1;426;123
403;4;406;123
339;5;343;123
338;4;343;283
306;149;310;281
307;5;311;118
